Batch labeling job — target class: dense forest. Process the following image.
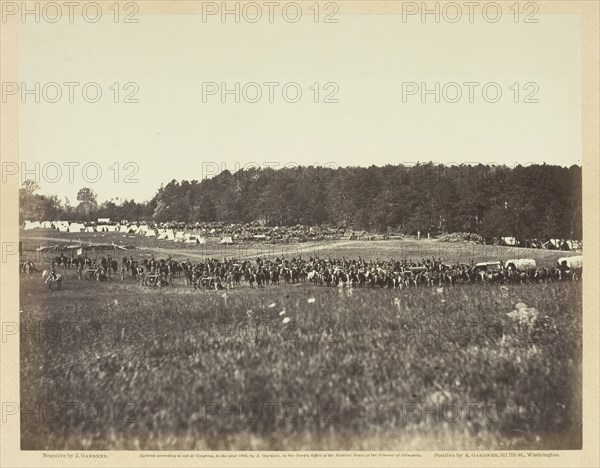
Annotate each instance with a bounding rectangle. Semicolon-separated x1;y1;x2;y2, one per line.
20;163;582;240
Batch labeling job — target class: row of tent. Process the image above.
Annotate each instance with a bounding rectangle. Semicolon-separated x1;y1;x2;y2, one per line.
153;230;234;245
23;220;235;245
24;220;343;239
24;220;89;232
131;227;233;244
23;221;583;251
543;239;582;251
500;236;582;250
24;220;54;230
35;243;131;253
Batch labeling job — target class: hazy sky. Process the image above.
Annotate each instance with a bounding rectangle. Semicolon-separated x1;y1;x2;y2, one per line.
18;13;581;203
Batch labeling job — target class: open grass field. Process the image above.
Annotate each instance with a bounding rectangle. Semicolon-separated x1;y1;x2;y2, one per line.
19;231;582;450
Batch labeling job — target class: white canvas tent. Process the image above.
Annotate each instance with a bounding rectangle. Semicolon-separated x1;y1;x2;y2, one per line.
175;231;186;242
184;235;202;244
57;224;69;232
548;239;561;248
68;223;85;233
41;221;52;228
158;230;175;241
24;221;40;230
218;236;234;245
569;240;582;250
84;226;96;233
145;229;157;237
501;236;517;246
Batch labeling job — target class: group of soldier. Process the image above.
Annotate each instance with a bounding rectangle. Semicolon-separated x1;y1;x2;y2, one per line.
27;250;582;291
113;254;580;290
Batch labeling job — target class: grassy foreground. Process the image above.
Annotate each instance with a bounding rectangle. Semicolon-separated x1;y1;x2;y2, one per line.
19;276;581;450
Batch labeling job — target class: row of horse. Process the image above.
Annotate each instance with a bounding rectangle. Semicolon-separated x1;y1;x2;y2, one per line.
51;254;119;273
94;256;583;290
27;254;582;291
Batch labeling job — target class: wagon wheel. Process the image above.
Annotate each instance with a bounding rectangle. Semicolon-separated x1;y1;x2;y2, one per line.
572;271;579;281
144;273;153;286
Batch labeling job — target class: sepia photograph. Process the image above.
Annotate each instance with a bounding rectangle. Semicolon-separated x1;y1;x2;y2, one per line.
1;1;598;466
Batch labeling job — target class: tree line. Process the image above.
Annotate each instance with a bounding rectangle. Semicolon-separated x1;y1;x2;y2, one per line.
20;163;582;241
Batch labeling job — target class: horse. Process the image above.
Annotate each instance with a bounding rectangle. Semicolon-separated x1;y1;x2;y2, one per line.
307;269;325;286
231;270;242;286
42;270;63;291
20;260;37;275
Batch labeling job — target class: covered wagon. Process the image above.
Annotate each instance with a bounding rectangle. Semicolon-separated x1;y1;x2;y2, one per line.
474;261;502;272
504;258;536;272
557;255;583;270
